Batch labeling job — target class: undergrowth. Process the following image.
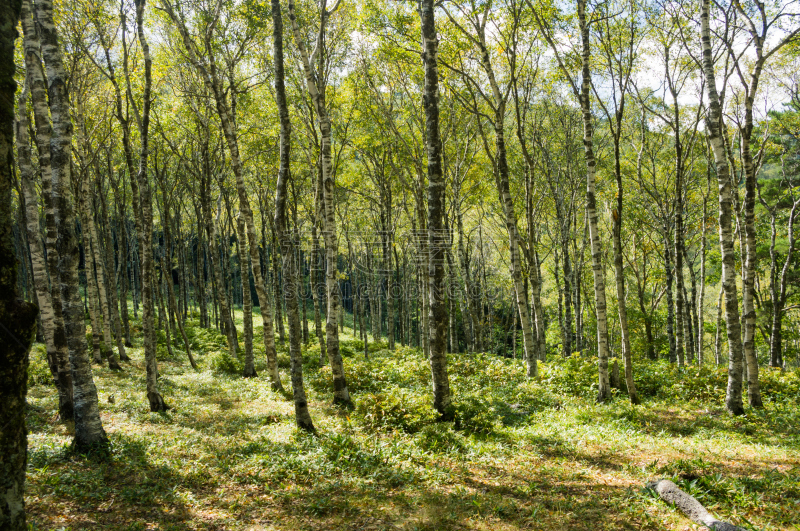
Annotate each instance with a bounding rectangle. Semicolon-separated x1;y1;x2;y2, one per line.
23;313;800;530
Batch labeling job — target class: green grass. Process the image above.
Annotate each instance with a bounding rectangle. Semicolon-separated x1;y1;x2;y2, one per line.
24;309;800;530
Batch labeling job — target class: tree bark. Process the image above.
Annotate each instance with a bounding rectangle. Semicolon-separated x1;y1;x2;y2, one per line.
130;0;167;412
1;2;39;526
287;0;351;405
16;78;74;419
577;0;611;401
162;198;196;370
700;0;744;415
698;192;708;365
421;0;452;418
19;0;74;421
78;158;121;370
237;212;255;377
272;0;315;431
36;0;110;446
98;172;129;361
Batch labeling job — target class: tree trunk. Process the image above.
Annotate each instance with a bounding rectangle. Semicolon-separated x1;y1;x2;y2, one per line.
698;193;707;365
612;160;639;404
739;73;765;409
421;0;452;418
675;164;686;368
665;228;676;363
202;176;236;356
238;213;255;377
83;228;103;365
271;226;286;346
16;79;73;419
715;288;724;365
701;0;745;415
80;167;121;370
577;0;610;401
163;200;196;370
272;0;315;430
118;209;132;346
287;0;351;405
310;222;326;364
36;0;110;447
131;0;166;412
98;176;129;361
457;211;481;353
768;200;799;368
1;2;39;522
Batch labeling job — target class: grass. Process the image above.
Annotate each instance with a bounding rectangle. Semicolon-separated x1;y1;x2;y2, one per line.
24;309;800;530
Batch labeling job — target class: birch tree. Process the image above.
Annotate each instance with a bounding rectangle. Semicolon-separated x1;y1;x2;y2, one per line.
531;0;612;400
162;0;284;390
287;0;352;406
1;0;38;527
700;0;745;415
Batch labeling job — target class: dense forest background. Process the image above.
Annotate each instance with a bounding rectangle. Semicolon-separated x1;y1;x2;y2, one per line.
1;0;800;529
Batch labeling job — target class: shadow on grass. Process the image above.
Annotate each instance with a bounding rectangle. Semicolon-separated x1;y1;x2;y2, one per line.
28;434;196;530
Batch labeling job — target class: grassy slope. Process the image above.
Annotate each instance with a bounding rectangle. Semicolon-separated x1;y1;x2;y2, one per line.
24;311;800;531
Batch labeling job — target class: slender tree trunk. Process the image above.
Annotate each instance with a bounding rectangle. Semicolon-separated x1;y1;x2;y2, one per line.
577;0;610;400
163;201;196;370
310;221;326;364
287;0;350;405
675;170;686;368
272;0;314;430
701;0;744;414
16;79;73;419
202;178;236;356
80;168;121;370
457;212;481;353
698;194;707;365
715;288;724;365
768;201;799;367
421;0;452;417
156;263;173;360
118;209;132;346
98;177;128;361
612;155;639;404
36;0;109;447
665;228;677;363
740;90;764;407
238;213;255;377
684;250;698;364
131;0;167;412
84;231;103;364
271;226;286;346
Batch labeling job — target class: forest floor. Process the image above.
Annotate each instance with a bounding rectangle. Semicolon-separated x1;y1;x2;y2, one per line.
23;312;800;531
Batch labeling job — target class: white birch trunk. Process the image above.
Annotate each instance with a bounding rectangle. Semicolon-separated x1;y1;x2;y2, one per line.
287;0;351;405
700;0;744;415
35;0;109;448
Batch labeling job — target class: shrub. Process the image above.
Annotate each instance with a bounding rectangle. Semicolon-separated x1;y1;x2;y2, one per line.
659;366;728;402
28;343;52;387
453;395;500;434
760;366;800;404
210;351;242;374
540;354;599;399
629;360;675;398
185;324;228;352
415;423;466;454
354;388;437;433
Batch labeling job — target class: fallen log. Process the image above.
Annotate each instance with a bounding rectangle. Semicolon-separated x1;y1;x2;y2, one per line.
647;479;745;531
